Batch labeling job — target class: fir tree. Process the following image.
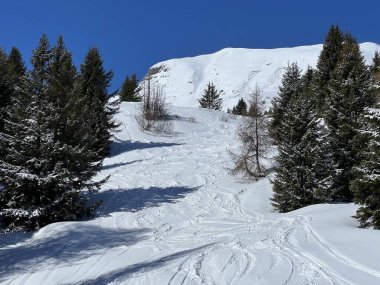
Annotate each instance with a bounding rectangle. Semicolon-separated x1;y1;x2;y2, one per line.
230;86;270;179
272;67;330;212
351;108;380;229
0;35;103;232
119;73;141;102
198;82;223;110
7;47;27;84
270;63;302;143
315;25;344;113
370;51;380;74
325;34;374;201
231;98;247;116
78;47;119;158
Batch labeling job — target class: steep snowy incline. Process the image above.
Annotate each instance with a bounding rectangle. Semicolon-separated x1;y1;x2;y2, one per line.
1;103;380;285
141;43;380;110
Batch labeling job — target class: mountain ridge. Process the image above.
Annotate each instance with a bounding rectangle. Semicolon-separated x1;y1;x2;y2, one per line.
140;42;380;110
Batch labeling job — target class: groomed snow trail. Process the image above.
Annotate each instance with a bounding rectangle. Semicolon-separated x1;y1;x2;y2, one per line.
1;103;380;285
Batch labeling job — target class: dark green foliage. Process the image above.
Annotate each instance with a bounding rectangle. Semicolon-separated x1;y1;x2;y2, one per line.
270;63;302;143
315;25;344;113
325;34;374;201
371;51;380;73
351;108;380;229
78;47;119;158
0;49;11;134
120;73;141;102
198;82;223;110
231;98;247;115
272;67;331;212
0;35;110;232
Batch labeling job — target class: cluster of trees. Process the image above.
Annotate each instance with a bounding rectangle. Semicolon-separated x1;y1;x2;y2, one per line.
0;34;118;232
270;25;380;229
119;73;141;102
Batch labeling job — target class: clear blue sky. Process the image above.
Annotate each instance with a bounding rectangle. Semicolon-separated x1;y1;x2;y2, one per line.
1;0;379;91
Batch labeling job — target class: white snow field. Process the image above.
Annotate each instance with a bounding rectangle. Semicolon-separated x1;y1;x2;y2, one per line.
1;102;379;285
141;43;380;110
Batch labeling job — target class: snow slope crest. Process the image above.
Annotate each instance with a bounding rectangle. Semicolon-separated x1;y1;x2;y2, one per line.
141;43;380;110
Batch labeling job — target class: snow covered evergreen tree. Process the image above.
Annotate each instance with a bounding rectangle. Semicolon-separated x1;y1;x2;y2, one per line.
198;82;223;110
351;108;380;229
120;73;141;102
0;35;104;232
270;63;302;144
230;86;270;179
272;67;331;212
325;34;374;201
315;25;344;114
0;48;11;138
78;47;119;159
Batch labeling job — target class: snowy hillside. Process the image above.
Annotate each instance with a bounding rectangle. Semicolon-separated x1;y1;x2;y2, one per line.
1;103;380;284
141;43;380;110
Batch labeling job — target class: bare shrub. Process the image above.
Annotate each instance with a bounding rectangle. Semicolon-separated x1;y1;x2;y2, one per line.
229;85;270;180
135;79;172;134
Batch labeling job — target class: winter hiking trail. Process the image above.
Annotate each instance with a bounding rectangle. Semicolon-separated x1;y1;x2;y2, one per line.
0;103;380;285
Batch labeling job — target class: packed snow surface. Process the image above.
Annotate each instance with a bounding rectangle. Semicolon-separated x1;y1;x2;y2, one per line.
1;103;380;285
142;43;380;110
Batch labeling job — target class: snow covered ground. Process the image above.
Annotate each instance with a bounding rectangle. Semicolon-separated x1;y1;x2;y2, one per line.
142;43;380;111
1;103;380;285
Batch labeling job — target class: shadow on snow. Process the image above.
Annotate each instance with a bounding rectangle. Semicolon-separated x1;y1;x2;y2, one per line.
0;226;151;282
97;186;201;215
110;140;181;157
69;243;215;285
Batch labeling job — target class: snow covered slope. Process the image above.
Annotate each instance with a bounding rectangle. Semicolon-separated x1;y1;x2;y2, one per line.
1;103;380;284
141;43;380;110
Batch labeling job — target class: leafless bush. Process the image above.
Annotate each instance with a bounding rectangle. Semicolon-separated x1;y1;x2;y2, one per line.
135;79;173;134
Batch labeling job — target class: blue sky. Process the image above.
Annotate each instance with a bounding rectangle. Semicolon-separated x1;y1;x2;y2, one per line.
1;0;379;91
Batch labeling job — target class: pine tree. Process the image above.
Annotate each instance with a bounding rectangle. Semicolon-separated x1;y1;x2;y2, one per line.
270;63;302;143
370;51;380;74
7;47;27;84
78;47;119;158
198;82;223;110
0;48;11;136
0;35;103;232
315;25;344;113
230;86;270;179
351;108;380;229
231;98;247;116
119;73;141;102
325;34;374;201
272;67;331;212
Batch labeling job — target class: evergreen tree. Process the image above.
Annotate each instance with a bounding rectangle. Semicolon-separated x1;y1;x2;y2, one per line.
231;98;247;115
230;86;270;179
7;47;27;84
370;51;380;74
315;25;344;113
351;108;380;229
0;48;11;135
0;35;103;232
272;67;331;212
325;34;374;201
198;82;223;110
270;63;302;143
78;47;119;158
119;73;141;102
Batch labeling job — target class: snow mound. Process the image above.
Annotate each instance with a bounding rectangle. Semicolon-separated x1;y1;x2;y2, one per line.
142;43;380;110
1;103;380;284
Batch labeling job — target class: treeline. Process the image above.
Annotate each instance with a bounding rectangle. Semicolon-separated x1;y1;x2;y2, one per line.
0;34;118;232
270;26;380;229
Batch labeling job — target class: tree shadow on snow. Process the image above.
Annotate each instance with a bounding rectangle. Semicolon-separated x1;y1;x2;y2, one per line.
110;140;181;157
68;243;215;285
102;159;144;171
97;186;201;215
0;225;151;282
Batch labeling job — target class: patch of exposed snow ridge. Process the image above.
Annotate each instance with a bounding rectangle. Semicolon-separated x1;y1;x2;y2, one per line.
141;42;380;110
